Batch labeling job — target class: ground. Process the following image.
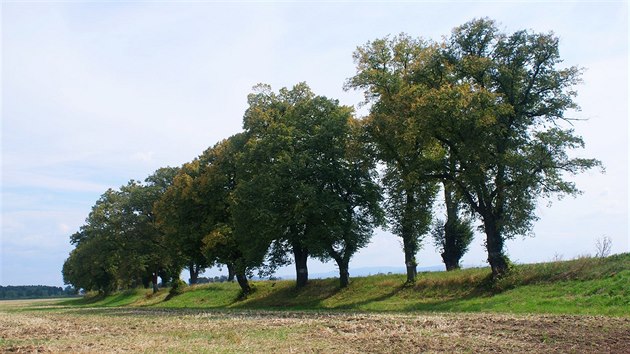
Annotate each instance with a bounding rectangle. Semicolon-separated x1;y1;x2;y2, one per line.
1;300;629;353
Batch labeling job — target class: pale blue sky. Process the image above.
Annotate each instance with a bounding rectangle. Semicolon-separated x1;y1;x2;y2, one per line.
1;1;627;286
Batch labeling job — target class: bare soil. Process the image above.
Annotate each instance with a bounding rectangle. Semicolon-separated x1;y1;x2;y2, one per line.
1;304;629;353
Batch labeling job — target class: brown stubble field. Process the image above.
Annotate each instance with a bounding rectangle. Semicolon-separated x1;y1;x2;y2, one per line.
1;300;629;353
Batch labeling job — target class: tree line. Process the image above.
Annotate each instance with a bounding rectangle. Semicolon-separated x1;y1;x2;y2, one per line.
62;18;601;295
0;285;77;300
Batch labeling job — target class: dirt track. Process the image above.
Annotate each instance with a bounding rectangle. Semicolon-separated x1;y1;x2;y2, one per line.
1;306;629;353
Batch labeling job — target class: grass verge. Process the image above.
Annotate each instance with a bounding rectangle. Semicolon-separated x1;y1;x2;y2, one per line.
63;253;630;316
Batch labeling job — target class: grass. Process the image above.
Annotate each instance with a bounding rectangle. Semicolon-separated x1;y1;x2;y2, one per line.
63;253;630;316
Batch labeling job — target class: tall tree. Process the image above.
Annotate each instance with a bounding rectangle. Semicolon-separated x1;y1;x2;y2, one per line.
236;83;384;287
199;133;264;294
307;117;384;287
348;21;601;279
235;83;317;288
434;18;602;276
346;35;441;283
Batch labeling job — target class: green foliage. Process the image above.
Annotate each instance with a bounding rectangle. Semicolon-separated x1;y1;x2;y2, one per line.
154;162;210;283
168;279;188;298
346;34;443;283
62;168;179;293
439;19;602;275
197;134;258;278
347;19;602;277
431;217;474;270
235;83;384;287
63;224;120;294
0;286;76;300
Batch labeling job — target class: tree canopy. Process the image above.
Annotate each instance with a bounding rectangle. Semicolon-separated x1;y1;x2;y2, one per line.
347;18;602;276
234;83;383;288
63;168;179;294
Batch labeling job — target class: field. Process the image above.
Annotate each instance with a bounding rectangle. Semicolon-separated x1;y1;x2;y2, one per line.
2;300;629;353
2;254;629;352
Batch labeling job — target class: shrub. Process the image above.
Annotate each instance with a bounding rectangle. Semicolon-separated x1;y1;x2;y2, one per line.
169;279;188;298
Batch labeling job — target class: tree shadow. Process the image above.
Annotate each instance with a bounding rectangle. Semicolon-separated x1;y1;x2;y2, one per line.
231;276;414;311
330;283;407;310
234;279;343;309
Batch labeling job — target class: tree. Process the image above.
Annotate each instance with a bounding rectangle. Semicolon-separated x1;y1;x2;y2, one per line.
154;163;210;284
433;157;476;271
202;224;252;293
346;35;441;283
63;234;118;294
64;168;179;294
62;189;125;294
198;134;263;294
348;20;601;279
235;83;384;288
307;117;384;287
434;18;602;276
117;168;179;292
156;133;265;294
431;216;474;271
235;83;318;288
143;167;182;285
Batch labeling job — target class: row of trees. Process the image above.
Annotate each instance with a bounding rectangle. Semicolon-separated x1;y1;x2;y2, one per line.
0;285;77;300
63;19;600;295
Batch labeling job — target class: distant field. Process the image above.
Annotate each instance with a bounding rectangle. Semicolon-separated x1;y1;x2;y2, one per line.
1;300;629;353
1;254;628;352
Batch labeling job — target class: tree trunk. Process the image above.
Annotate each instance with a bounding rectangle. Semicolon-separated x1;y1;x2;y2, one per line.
227;263;235;282
402;231;418;283
141;276;150;289
402;189;418;283
442;181;461;271
235;272;250;294
336;258;350;288
293;244;309;288
188;264;199;285
402;221;418;283
158;270;171;288
151;272;159;294
483;216;509;277
404;252;417;283
442;255;461;271
441;224;462;270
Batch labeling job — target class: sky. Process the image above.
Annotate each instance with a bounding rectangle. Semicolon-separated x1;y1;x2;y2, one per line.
1;0;628;286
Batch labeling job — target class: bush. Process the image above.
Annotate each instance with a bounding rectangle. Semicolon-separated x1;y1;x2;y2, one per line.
169;279;188;298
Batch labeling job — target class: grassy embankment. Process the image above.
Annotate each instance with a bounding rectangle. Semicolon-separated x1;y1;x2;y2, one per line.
64;253;630;316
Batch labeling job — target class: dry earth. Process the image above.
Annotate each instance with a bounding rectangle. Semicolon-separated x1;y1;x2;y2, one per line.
1;303;629;353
